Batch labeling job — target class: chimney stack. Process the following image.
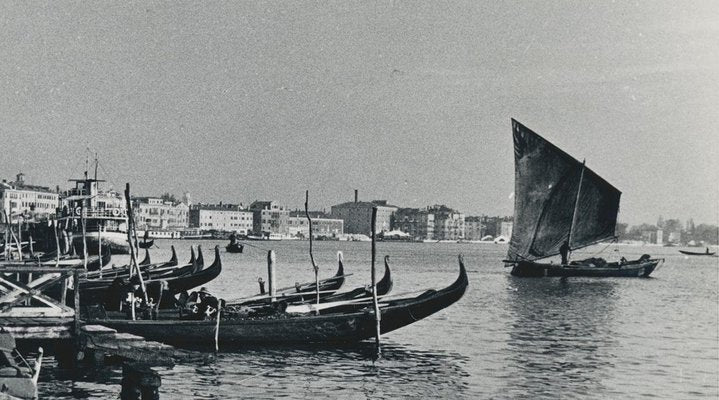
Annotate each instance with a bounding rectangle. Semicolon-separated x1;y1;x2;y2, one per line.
354;189;358;203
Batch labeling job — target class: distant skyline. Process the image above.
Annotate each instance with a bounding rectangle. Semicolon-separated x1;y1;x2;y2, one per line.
0;2;717;226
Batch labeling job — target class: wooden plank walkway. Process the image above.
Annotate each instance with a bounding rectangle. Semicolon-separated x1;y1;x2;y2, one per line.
0;317;73;339
79;324;210;367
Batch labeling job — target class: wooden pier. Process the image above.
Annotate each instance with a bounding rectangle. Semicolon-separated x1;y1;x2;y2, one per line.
1;264;204;399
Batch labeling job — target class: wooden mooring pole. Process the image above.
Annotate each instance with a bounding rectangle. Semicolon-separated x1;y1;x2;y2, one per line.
121;362;161;400
304;191;320;309
370;206;381;356
267;250;276;302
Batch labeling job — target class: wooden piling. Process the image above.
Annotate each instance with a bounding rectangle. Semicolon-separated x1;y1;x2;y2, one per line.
267;250;276;302
81;202;88;271
73;269;81;336
121;362;161;400
124;183;148;305
304;191;320;308
371;206;381;356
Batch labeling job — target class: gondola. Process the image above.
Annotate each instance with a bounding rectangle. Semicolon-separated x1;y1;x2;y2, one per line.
307;255;393;304
77;246;219;305
678;249;715;256
139;239;154;249
83;246;181;281
0;244;111;271
225;242;244;253
88;255;468;347
228;252;348;307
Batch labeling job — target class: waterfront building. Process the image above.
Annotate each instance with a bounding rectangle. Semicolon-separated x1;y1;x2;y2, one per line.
288;211;344;238
428;205;465;241
249;201;290;237
464;216;485;241
189;203;253;234
331;192;397;235
133;197;189;235
391;208;434;240
0;173;59;223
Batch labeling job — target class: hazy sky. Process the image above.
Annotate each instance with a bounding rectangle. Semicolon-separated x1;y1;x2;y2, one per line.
0;1;717;225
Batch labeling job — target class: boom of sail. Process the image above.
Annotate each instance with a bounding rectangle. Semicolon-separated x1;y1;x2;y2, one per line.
507;119;621;262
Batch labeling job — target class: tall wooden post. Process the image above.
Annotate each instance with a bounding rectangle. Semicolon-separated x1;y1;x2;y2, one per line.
267;250;276;302
16;218;23;260
53;219;60;268
124;183;148;305
81;203;88;271
371;207;381;356
73;269;81;335
97;221;103;279
304;191;320;308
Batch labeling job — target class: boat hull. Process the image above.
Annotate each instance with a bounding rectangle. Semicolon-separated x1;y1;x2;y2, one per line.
88;258;468;347
510;259;660;278
74;232;130;255
678;250;715;256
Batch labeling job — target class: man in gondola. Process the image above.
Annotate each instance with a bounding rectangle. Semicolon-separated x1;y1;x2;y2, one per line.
229;232;237;244
560;240;570;265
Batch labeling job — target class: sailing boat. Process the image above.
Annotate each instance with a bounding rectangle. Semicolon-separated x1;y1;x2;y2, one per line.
505;119;662;278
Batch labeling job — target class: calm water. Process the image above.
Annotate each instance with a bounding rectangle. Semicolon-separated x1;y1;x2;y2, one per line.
37;240;718;399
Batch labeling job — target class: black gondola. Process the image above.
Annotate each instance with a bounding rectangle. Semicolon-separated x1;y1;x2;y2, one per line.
225;242;244;253
88;255;467;347
139;239;154;249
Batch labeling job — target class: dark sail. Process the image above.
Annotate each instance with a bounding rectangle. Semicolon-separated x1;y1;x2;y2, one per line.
507;119;621;261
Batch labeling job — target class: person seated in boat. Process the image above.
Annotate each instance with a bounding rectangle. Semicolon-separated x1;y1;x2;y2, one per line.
121;276;145;317
176;290;191;318
198;288;223;319
180;289;206;319
145;280;171;319
181;287;222;320
229;232;237;244
560;240;570;264
105;277;127;311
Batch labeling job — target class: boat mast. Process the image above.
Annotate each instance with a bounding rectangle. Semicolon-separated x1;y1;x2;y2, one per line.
567;160;586;255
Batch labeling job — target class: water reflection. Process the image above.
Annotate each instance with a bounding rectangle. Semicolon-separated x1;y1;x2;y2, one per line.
160;342;471;399
502;277;619;399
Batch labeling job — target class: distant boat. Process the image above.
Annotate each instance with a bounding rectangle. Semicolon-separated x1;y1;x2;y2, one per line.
245;234;282;241
225;242;244;253
59;171;130;255
138;239;154;249
678;249;715;256
504;119;661;278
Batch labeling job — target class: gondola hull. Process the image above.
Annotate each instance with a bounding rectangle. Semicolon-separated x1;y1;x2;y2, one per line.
139;240;154;249
225;243;243;253
510;258;660;278
678;250;715;256
89;258;467;347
